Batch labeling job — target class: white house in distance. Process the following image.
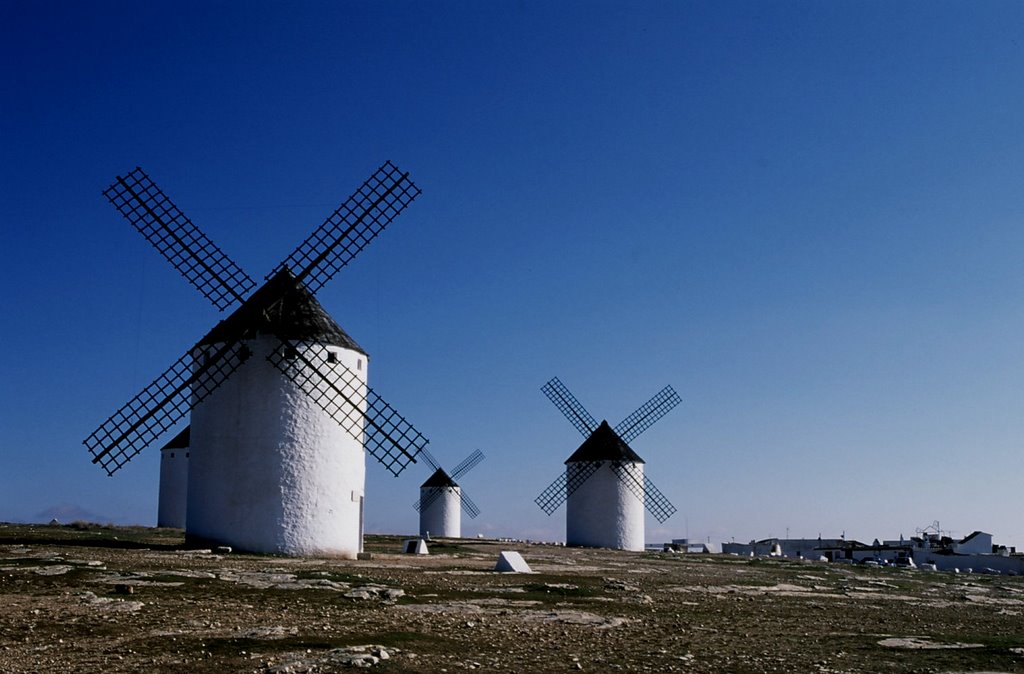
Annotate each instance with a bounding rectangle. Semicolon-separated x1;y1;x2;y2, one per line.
719;529;1022;575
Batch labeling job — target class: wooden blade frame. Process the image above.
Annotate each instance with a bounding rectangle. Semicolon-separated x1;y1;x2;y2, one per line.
541;377;598;437
609;462;678;523
450;449;485;481
104;167;256;311
614;385;682;444
84;342;252;476
277;161;422;295
266;340;427;477
533;460;602;515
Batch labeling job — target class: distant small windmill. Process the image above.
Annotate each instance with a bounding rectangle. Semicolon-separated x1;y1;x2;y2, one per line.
83;162;428;557
413;448;485;538
535;377;680;551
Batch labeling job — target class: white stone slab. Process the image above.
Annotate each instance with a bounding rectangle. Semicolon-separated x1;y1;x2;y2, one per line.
403;539;429;554
494;550;532;573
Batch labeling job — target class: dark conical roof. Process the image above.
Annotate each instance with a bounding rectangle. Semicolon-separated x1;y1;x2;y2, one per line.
565;420;644;464
421;467;457;488
161;425;190;450
197;267;366;354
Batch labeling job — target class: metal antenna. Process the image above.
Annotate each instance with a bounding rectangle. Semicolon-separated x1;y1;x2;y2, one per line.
541;377;598;437
614;385;681;444
104;168;256;311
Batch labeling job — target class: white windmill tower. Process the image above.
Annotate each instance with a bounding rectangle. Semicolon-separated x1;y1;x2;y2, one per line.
535;377;680;551
413;448;485;538
83;162;429;558
157;426;189;528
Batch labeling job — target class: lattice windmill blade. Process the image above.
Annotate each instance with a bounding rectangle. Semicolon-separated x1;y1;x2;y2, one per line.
103;167;257;311
450;449;485;481
613;385;682;444
534;460;603;515
534;473;568;515
266;341;428;476
608;462;677;524
642;476;678;523
84;341;253;475
460;491;481;519
414;486;445;514
274;161;421;295
417;447;442;472
541;377;598;437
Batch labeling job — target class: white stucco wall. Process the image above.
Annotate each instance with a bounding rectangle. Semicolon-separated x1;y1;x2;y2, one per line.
157;445;188;528
186;336;367;557
419;486;461;538
566;460;645;551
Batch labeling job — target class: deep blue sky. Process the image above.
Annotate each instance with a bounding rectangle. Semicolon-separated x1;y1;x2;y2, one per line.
3;1;1024;547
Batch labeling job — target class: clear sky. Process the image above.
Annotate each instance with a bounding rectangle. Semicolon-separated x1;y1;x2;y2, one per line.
2;1;1023;548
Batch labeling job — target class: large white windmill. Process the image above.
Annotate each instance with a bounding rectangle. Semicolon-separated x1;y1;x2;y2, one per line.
413;448;485;538
83;162;429;558
535;377;680;551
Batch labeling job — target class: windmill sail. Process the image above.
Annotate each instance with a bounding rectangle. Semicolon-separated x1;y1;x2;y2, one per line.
608;462;677;523
267;340;427;476
614;385;681;444
84;342;252;475
104;167;256;310
276;161;422;295
541;377;598;437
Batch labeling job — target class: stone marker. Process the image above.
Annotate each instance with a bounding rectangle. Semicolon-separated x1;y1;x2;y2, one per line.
402;539;428;554
495;550;532;573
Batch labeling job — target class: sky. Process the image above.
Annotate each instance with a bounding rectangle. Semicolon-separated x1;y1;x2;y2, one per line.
2;1;1024;549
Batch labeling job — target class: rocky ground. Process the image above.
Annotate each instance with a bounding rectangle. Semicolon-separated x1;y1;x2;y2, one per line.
1;523;1023;673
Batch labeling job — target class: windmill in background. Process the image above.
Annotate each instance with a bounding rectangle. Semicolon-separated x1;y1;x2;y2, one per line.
414;448;485;538
535;377;680;551
83;162;428;557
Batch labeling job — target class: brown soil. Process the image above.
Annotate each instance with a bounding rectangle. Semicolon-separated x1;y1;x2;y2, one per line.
2;523;1023;673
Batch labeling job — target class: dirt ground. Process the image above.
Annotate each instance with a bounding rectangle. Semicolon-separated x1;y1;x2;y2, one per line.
1;523;1023;673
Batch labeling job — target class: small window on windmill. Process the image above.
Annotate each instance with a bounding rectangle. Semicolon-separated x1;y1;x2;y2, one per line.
186;452;190;458
170;452;175;459
327;351;338;364
357;358;363;371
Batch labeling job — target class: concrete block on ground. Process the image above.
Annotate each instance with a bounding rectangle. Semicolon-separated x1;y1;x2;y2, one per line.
495;550;532;573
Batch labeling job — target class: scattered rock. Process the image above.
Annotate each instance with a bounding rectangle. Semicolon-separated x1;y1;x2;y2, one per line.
344;584;405;602
878;637;984;650
266;645;400;671
237;626;299;640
